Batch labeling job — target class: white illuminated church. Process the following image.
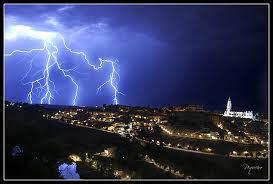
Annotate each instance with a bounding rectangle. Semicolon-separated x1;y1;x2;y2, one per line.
223;97;254;120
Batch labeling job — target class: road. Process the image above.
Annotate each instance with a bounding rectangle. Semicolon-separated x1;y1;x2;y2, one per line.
134;136;217;156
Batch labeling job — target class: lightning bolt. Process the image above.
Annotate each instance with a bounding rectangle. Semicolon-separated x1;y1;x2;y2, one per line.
4;25;124;106
97;59;125;105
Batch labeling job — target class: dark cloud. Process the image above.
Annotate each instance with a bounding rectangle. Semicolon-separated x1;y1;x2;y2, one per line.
4;4;268;112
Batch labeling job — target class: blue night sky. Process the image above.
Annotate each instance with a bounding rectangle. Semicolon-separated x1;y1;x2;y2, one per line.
4;4;268;112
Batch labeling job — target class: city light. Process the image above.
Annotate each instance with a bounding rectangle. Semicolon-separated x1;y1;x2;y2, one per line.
69;154;82;162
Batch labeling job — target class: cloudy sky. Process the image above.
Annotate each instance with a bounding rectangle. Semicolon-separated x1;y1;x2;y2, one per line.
4;4;268;112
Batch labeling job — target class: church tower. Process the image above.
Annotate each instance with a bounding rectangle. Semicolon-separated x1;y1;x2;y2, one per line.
226;97;232;112
223;97;254;120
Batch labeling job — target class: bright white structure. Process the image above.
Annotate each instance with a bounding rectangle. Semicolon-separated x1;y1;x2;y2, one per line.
223;97;254;120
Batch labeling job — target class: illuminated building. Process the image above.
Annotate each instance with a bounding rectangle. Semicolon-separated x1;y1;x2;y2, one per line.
223;97;254;120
